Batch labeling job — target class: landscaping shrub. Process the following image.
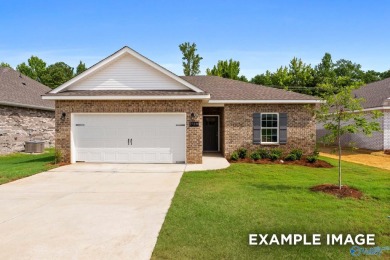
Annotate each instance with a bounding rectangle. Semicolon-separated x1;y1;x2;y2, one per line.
258;148;270;159
250;151;261;161
290;149;303;160
269;153;280;161
54;148;62;164
270;148;283;157
284;153;297;161
237;148;247;159
306;155;318;163
230;151;239;161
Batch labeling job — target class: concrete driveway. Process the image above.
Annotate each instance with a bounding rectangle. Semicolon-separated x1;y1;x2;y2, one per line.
0;163;184;260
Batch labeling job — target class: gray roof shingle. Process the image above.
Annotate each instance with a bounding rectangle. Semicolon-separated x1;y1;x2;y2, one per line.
353;78;390;108
0;67;54;110
180;76;318;101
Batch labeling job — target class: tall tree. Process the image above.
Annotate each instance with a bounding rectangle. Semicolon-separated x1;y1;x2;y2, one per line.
76;61;87;75
0;62;11;68
251;70;273;85
333;59;364;86
288;57;315;87
206;59;241;80
41;62;74;89
314;53;336;85
316;82;382;189
16;56;47;82
179;42;203;76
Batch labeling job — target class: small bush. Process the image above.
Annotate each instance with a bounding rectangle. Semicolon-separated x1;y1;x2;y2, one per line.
250;151;261;161
258;148;270;159
269;153;280;161
313;147;320;157
54;148;62;164
270;148;283;158
230;151;239;161
290;149;303;160
306;155;318;163
237;148;248;159
285;153;297;161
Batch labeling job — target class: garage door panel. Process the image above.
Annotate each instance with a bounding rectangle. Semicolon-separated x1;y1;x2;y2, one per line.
73;114;185;163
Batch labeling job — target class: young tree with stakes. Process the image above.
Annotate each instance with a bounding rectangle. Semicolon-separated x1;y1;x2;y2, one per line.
316;82;382;189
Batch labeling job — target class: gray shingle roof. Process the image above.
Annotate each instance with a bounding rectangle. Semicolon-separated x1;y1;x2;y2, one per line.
353;77;390;109
181;76;318;101
0;67;54;110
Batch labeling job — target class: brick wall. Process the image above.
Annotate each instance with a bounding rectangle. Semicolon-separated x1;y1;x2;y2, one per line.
0;105;55;154
223;104;316;157
55;100;203;164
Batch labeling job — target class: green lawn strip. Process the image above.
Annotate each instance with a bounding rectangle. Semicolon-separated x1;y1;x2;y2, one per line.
152;157;390;259
0;149;57;185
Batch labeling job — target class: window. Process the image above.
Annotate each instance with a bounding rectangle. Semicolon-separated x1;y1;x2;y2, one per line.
261;113;278;143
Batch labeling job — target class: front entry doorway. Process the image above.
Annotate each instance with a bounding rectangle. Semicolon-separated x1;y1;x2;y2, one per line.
203;115;219;152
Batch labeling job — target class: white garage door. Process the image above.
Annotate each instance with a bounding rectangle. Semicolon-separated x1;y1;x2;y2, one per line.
72;114;186;163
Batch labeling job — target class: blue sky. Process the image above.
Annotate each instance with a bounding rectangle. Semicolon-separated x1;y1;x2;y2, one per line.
1;0;389;78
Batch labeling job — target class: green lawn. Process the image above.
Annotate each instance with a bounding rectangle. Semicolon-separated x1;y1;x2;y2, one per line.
0;149;57;185
152;157;390;259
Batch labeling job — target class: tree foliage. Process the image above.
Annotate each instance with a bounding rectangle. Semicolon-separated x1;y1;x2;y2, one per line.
15;56;88;88
16;56;47;83
41;62;74;89
0;62;12;68
179;42;203;76
251;52;390;96
206;59;242;80
315;82;382;189
76;61;87;75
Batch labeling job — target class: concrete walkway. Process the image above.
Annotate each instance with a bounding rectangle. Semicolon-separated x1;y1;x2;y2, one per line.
0;163;184;260
185;153;230;171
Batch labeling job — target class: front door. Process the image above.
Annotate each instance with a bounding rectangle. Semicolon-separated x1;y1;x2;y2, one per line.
203;116;219;151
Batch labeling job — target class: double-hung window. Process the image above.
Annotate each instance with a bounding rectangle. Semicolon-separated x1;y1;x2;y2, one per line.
261;113;278;144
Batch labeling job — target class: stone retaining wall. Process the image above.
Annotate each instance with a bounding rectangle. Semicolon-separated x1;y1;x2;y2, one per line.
0;105;55;154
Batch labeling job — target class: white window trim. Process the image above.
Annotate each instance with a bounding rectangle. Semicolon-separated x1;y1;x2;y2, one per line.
260;112;279;145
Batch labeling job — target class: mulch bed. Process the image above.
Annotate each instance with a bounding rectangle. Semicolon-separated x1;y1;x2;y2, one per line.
310;184;363;199
229;158;333;168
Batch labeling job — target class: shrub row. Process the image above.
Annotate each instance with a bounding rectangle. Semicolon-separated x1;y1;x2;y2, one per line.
230;147;319;163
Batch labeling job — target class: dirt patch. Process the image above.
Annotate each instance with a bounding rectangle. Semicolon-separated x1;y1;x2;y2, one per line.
310;184;363;199
229;158;333;168
319;149;390;171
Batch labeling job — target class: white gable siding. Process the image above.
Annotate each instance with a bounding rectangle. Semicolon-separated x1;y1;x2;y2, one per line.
68;53;189;91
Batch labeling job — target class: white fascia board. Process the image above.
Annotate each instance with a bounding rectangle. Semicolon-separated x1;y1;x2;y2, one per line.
50;47;204;94
361;106;390;111
208;100;324;104
42;94;210;100
0;101;54;111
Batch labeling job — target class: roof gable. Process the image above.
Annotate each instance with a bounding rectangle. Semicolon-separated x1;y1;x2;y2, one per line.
50;46;203;94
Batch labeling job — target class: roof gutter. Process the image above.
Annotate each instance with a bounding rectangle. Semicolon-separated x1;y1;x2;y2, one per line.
42;94;211;100
208;100;324;104
0;101;54;111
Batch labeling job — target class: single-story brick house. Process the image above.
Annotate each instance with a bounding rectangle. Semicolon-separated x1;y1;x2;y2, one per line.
42;46;321;164
0;67;55;154
317;78;390;151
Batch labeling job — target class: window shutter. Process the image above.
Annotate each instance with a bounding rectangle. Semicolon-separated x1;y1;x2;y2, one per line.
279;113;288;144
253;113;261;144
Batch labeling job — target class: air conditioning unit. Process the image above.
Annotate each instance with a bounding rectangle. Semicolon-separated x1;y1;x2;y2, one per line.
25;141;45;153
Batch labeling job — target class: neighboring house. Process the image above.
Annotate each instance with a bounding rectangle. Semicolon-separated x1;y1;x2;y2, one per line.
317;78;390;151
42;46;321;164
0;67;55;154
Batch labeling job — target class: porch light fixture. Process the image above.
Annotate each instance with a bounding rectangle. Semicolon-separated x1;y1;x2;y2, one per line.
191;113;198;119
61;112;66;121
